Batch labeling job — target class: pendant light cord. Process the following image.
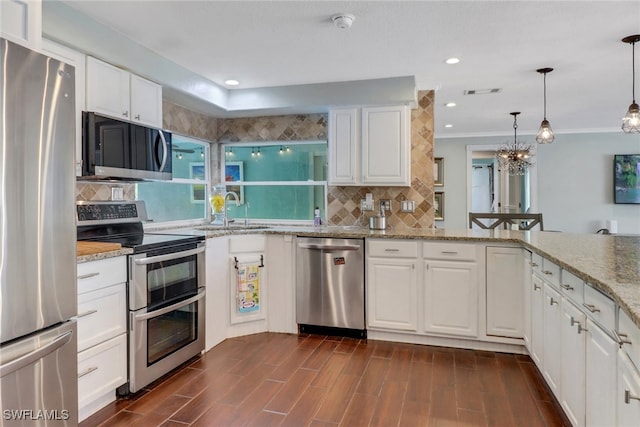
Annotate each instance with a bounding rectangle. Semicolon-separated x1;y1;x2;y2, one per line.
543;73;548;119
632;40;636;103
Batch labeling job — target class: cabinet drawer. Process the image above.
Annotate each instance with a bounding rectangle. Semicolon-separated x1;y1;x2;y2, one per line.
559;270;584;306
77;283;126;352
617;308;640;369
423;242;476;261
539;258;560;287
368;239;418;258
583;284;615;332
78;334;127;414
530;252;543;274
77;257;126;294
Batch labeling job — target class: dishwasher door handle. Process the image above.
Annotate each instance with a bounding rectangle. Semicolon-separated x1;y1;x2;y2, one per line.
298;243;361;251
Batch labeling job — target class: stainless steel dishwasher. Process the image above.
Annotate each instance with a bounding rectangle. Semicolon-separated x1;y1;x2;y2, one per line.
296;237;365;338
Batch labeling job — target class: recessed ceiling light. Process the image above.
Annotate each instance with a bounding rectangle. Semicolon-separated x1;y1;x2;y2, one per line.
445;102;456;108
224;79;240;86
445;57;460;64
444;124;453;128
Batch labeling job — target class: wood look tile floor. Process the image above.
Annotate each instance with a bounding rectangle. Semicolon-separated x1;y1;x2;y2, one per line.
81;333;570;427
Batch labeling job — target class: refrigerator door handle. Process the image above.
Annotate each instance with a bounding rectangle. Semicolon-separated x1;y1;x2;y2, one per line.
0;330;73;378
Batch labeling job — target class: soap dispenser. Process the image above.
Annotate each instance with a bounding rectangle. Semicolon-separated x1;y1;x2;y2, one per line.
313;206;322;226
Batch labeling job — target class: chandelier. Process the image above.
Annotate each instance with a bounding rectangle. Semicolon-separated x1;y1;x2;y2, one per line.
496;112;533;176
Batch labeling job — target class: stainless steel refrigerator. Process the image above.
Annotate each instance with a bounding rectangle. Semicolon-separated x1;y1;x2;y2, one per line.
0;39;78;426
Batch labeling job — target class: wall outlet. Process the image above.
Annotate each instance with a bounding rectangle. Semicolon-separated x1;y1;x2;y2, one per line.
361;199;374;211
111;187;124;201
400;200;415;213
380;199;391;211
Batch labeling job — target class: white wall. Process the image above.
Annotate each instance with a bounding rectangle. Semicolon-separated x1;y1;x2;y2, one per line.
435;132;640;234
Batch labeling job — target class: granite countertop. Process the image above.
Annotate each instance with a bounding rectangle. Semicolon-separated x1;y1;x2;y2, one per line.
89;223;640;329
77;247;133;263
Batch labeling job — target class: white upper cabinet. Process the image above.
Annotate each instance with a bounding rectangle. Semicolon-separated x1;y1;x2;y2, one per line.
328;105;411;186
1;0;41;49
328;108;359;185
86;56;163;129
362;105;410;186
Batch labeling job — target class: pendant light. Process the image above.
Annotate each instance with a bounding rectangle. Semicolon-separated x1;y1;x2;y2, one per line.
496;112;533;176
535;68;555;144
622;34;640;133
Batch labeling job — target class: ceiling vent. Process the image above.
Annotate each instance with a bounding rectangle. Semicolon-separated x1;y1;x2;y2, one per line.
464;88;502;95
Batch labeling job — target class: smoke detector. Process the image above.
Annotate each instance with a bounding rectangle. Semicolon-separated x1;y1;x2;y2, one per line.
331;13;355;29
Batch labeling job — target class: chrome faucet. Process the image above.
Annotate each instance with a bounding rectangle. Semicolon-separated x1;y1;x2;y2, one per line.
223;191;240;227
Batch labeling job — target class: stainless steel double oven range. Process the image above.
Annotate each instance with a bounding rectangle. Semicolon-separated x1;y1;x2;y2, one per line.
77;201;206;394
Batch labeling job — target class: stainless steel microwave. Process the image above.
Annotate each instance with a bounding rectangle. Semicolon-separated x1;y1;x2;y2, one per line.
82;111;172;180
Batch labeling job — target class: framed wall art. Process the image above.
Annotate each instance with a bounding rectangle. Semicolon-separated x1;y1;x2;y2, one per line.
434;157;444;187
434;191;444;220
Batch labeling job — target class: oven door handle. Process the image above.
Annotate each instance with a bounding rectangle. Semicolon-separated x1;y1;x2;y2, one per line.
134;246;205;265
134;288;205;321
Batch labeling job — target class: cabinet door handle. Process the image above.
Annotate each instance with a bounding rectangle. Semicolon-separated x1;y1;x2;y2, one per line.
530;262;539;267
77;309;98;318
135;114;140;120
570;317;586;334
122;110;128;117
543;270;553;276
441;251;458;255
78;366;98;378
625;390;640;404
583;303;601;313
384;248;400;252
613;330;633;348
560;284;574;291
533;283;541;291
549;297;558;306
77;272;99;280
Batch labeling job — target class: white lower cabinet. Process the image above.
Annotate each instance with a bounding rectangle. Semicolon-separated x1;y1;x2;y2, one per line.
367;240;418;331
76;257;127;422
560;299;586;426
78;334;127;421
530;274;545;368
486;246;525;338
367;258;418;331
617;350;640;426
423;259;478;337
585;318;617;427
542;282;562;398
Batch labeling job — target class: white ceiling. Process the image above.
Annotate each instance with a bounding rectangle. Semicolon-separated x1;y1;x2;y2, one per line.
58;0;640;139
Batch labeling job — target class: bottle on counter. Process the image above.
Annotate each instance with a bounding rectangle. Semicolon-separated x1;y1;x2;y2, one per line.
314;206;322;226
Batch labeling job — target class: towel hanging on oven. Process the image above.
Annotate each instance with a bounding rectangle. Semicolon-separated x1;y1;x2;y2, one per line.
234;258;262;314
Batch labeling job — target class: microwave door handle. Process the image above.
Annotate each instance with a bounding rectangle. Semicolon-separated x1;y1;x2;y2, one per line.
134;288;205;321
156;131;168;171
0;331;73;378
134;246;205;265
